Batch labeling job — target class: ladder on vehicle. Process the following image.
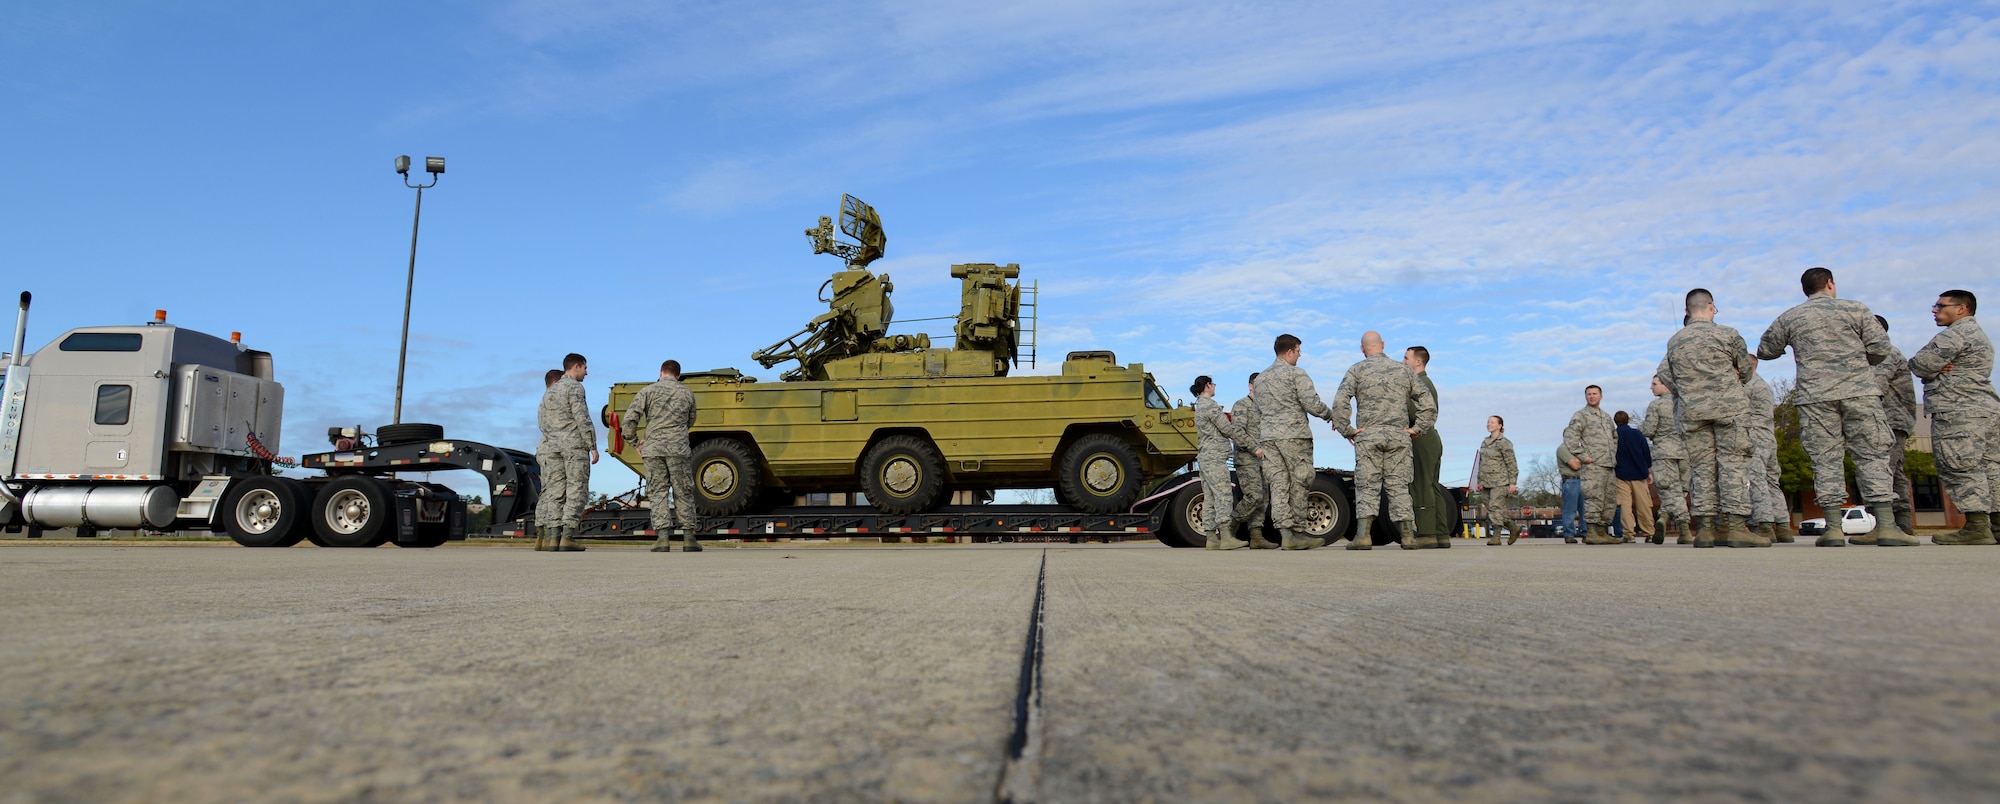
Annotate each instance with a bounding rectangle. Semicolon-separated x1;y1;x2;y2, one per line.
1019;280;1038;368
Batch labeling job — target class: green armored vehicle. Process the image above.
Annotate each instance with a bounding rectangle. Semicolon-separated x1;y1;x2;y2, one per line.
606;195;1198;516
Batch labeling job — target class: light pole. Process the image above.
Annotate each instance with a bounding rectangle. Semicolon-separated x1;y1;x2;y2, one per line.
392;155;444;425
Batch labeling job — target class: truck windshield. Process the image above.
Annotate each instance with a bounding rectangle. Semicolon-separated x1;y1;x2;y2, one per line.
1143;379;1171;410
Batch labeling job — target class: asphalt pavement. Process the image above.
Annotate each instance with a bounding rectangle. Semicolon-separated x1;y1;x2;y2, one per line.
4;538;1998;802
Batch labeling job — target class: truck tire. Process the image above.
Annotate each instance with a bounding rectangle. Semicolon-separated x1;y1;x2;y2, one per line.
860;435;947;515
1058;434;1144;514
1162;481;1208;548
690;438;763;517
312;475;393;548
1361;482;1456;545
1300;473;1353;544
222;476;309;547
377;423;444;446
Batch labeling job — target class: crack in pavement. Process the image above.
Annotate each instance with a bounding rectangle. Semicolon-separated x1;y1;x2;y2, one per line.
995;548;1048;803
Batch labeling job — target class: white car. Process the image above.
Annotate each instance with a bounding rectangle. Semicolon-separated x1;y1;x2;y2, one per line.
1800;506;1875;536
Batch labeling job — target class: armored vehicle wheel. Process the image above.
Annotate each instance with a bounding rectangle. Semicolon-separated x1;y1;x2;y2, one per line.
222;476;310;547
312;475;393;548
860;435;947;515
1058;434;1144;514
1162;481;1209;548
690;438;763;516
377;422;444;446
1301;473;1353;543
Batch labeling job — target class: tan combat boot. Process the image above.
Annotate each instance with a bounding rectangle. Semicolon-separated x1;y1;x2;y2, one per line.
1690;516;1714;548
1397;521;1419;550
1719;514;1769;548
1486;527;1503;546
1345;520;1373;551
650;530;674;552
1582;523;1618;545
554;527;587;552
1895;511;1916;536
1507;527;1521;545
1213;519;1248;551
1772;522;1795;543
1248;527;1280;549
1932;513;1995;545
534;528;552;552
1435;531;1451;549
682;530;703;552
1868;504;1919;546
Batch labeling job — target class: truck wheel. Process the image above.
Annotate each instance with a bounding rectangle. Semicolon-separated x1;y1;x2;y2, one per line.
1301;473;1353;543
377;423;444;446
312;476;392;548
691;438;763;516
860;435;946;515
222;476;308;547
1058;434;1143;514
1162;481;1208;548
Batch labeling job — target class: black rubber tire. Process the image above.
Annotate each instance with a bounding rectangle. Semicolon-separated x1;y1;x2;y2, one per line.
377;422;444;446
312;475;393;548
222;475;308;547
1162;481;1207;548
394;523;450;548
1057;434;1144;515
1362;481;1457;545
859;435;947;515
689;438;763;517
1300;472;1354;543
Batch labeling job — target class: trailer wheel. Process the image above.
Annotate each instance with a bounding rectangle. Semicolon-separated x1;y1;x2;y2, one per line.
312;476;392;548
377;423;444;446
1162;481;1208;548
222;476;309;547
1058;434;1144;514
690;438;763;516
1301;473;1353;543
860;435;947;515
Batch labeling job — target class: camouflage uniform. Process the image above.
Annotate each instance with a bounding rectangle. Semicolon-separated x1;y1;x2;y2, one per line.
1658;320;1754;518
1256;359;1335;532
1330;353;1436;523
1910;316;2000;514
1744;369;1787;528
1562;405;1618;527
1409;372;1451;538
621;377;699;535
537;375;596;532
1640;394;1689;526
1876;342;1919;521
1475;432;1518;539
1230;396;1269;532
1757;292;1896;513
1194;395;1246;535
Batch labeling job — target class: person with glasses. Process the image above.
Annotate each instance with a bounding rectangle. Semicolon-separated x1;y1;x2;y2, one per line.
1912;290;2000;545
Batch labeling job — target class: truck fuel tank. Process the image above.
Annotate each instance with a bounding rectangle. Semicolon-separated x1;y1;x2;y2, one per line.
21;485;178;529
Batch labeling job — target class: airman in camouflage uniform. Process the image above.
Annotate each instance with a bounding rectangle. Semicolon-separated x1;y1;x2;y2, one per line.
1562;385;1620;545
1192;375;1250;551
1642;376;1691;543
1331;331;1437;550
1657;290;1758;547
1744;360;1790;543
1258;333;1338;550
1230;373;1278;549
537;353;598;552
622;360;702;552
1756;268;1916;546
1911;290;2000;545
1473;415;1518;545
1874;315;1920;535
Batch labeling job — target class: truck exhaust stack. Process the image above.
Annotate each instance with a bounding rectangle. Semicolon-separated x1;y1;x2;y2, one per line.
9;291;26;366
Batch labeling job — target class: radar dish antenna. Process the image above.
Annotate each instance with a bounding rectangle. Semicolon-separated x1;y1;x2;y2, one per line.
805;193;887;269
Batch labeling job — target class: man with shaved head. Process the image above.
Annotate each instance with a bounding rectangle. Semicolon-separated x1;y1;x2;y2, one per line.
1657;289;1758;547
1331;331;1437;550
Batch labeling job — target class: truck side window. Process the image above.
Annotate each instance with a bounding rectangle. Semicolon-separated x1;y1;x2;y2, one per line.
1143;380;1171;410
61;333;144;352
94;385;132;426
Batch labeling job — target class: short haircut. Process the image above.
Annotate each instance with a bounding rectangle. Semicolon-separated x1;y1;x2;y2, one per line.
1614;410;1630;426
1874;315;1889;334
1405;345;1430;366
661;359;681;376
1942;289;1978;315
1247;372;1260;386
1801;267;1834;296
1585;384;1602;394
544;369;563;388
1190;375;1213;397
1685;288;1713;314
563;352;588;370
1274;333;1301;355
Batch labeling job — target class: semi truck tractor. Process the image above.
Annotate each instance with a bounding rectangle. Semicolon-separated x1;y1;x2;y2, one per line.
0;292;541;547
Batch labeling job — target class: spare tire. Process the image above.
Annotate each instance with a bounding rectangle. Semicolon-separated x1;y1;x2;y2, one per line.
377;423;444;445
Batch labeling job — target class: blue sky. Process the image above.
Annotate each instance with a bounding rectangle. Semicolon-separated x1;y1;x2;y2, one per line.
4;2;1996;500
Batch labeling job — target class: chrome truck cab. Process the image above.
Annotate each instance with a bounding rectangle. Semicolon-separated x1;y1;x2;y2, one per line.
0;295;282;532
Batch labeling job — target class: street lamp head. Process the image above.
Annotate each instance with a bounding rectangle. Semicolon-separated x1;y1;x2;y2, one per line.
425;156;445;175
395;155;411;175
